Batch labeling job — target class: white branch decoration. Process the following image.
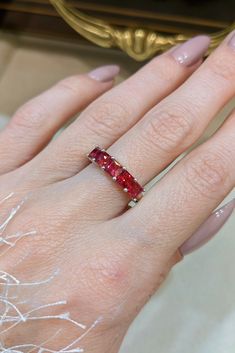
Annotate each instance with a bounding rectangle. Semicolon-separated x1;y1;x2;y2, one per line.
0;193;101;353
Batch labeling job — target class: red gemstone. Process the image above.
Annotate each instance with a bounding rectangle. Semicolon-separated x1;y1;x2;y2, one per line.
130;182;144;200
88;148;144;200
89;148;112;168
88;147;102;160
116;170;143;199
96;151;111;168
105;159;123;177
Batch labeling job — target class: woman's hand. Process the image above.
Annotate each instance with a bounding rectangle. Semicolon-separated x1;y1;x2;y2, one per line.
0;33;234;353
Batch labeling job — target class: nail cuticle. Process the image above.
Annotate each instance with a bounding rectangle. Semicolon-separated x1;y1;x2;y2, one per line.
171;35;210;67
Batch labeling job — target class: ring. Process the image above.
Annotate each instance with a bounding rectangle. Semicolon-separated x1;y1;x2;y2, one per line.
88;147;145;202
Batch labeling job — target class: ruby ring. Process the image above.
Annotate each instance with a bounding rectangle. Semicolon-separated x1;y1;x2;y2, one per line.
88;147;145;202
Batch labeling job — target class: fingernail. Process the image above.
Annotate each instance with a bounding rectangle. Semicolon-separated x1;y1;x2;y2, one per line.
88;65;120;82
172;35;210;66
180;199;235;256
228;31;235;50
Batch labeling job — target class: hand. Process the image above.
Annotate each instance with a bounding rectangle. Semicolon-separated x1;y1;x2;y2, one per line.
0;33;234;353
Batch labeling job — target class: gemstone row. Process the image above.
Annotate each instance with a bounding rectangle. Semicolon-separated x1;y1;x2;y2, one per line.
88;147;144;201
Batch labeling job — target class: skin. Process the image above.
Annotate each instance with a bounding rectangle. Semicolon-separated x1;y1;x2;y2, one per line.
0;32;235;352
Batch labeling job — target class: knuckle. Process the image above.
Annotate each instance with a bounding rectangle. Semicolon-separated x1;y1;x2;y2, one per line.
80;250;132;315
85;100;130;138
208;51;235;83
57;75;84;96
142;106;193;153
150;55;181;82
11;101;46;132
184;150;229;198
87;254;128;290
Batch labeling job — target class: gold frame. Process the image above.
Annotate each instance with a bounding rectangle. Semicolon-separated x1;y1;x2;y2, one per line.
50;0;235;61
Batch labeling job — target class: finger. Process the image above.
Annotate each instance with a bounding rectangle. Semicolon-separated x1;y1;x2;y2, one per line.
127;109;235;259
27;36;210;182
80;30;235;219
0;65;119;175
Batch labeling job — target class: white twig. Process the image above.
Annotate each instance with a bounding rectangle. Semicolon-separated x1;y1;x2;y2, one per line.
0;193;100;352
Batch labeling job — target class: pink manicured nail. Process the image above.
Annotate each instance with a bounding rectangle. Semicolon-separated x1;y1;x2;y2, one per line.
88;65;120;82
180;199;235;256
228;31;235;50
172;35;210;66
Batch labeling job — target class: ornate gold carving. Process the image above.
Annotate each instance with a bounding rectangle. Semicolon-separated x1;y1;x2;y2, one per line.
50;0;235;61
